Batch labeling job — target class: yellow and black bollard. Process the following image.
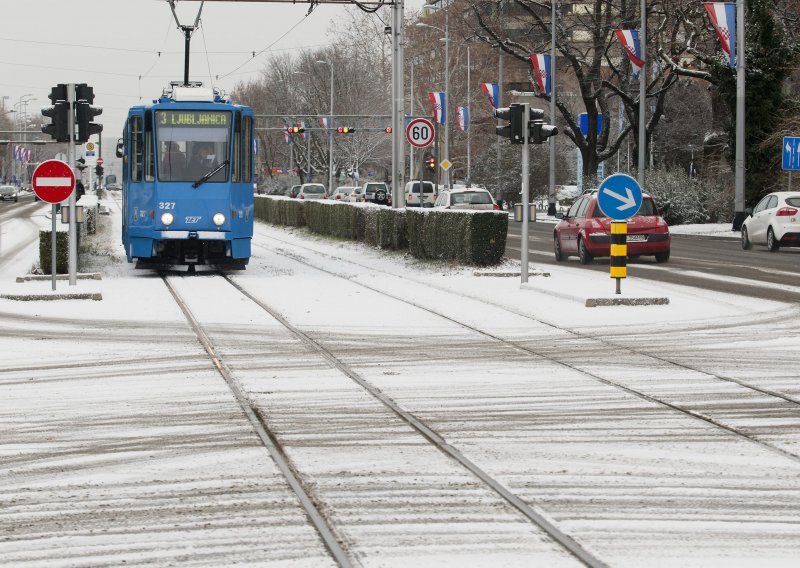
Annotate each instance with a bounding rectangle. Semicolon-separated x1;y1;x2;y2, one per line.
610;221;627;294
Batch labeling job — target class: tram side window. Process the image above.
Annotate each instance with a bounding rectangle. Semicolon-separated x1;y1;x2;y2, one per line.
130;116;143;182
242;116;253;183
144;111;155;182
232;112;241;183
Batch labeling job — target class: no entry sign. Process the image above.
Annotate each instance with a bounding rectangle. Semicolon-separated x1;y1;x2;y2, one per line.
33;159;75;204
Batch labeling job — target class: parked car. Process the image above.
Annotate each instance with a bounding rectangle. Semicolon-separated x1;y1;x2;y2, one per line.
362;182;390;205
741;192;800;251
404;180;436;207
343;186;365;203
0;185;19;202
330;186;356;201
296;183;327;200
285;184;301;198
434;188;500;210
553;192;671;264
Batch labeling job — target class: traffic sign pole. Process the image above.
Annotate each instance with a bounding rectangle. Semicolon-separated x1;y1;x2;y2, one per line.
67;84;77;286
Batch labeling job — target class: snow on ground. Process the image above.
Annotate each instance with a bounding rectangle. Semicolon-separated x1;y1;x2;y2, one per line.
1;195;799;566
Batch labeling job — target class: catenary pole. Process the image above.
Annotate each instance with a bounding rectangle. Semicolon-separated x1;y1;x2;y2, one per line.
548;0;557;215
638;0;646;188
392;0;406;207
733;0;746;229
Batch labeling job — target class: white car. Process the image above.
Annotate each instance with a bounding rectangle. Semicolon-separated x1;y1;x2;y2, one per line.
433;188;500;211
404;180;436;207
741;192;800;251
342;186;365;202
329;186;354;201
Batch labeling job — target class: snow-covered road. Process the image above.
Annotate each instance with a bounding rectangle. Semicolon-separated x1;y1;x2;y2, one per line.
1;196;799;567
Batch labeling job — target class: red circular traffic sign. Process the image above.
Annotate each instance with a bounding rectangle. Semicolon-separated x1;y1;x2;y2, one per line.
96;157;104;166
32;159;75;204
406;118;435;148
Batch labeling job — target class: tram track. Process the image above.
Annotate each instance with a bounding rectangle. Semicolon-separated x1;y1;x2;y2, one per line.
252;235;800;466
161;271;609;568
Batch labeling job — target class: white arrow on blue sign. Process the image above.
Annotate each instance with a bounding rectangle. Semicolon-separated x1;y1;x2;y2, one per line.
597;173;643;221
782;137;800;171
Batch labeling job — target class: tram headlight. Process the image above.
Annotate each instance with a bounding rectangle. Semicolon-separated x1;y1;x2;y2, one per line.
212;212;226;226
160;212;174;226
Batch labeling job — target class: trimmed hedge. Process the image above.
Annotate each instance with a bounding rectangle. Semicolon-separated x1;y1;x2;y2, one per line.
254;195;508;265
39;229;69;274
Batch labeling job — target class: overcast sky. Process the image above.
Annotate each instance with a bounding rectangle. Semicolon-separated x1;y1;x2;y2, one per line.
4;0;426;139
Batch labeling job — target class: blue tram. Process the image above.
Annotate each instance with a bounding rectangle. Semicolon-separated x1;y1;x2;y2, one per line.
118;84;254;268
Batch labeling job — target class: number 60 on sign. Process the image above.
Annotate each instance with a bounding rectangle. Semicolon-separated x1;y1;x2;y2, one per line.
406;118;435;148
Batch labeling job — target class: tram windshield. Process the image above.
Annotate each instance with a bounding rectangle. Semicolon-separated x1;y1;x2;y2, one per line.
156;110;230;183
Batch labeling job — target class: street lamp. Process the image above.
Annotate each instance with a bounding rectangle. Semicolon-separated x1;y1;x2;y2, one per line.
416;8;450;189
315;60;334;193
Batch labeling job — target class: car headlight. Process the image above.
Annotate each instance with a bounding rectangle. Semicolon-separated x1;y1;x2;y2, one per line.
212;212;226;226
161;212;174;226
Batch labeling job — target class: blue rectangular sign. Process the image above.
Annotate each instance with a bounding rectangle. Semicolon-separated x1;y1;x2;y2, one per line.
783;137;800;171
579;113;603;137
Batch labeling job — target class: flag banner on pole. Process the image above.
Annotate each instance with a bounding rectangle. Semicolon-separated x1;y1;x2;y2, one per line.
529;54;551;96
319;116;332;137
24;148;31;163
285;131;291;145
13;145;19;160
480;82;499;109
614;29;645;79
428;92;446;125
704;2;736;69
456;106;469;132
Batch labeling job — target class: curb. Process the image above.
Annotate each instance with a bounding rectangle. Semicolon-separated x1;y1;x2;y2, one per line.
585;297;669;307
16;273;102;283
1;292;102;301
474;271;550;277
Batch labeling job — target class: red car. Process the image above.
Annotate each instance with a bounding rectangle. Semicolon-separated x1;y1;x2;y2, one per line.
553;192;671;264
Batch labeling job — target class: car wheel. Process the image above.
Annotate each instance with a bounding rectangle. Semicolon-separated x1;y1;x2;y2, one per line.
375;190;387;204
767;227;780;252
741;226;752;250
553;235;564;261
578;236;593;265
655;250;670;263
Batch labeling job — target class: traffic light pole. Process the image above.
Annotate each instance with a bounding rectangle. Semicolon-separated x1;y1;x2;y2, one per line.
67;83;77;286
521;103;530;284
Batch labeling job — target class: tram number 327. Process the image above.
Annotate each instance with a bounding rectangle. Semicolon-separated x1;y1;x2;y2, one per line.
158;202;176;210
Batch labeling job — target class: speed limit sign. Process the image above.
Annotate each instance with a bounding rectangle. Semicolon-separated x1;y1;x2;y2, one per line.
405;118;435;148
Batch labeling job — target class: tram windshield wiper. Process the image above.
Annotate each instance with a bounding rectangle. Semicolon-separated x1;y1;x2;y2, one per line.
192;160;229;189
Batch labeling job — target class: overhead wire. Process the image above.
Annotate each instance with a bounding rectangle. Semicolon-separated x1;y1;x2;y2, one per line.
199;19;215;91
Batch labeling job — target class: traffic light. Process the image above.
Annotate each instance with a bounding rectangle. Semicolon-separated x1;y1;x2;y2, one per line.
95;165;103;177
286;125;305;134
41;85;69;142
336;126;355;134
75;83;103;143
384;127;392;134
494;103;524;144
426;157;435;171
76;157;87;172
528;107;559;144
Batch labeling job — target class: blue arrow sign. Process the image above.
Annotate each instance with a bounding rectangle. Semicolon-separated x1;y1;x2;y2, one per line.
597;174;643;221
783;136;800;171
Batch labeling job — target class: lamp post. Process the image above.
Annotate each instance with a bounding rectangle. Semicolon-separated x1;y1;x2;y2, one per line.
416;7;449;189
315;60;334;193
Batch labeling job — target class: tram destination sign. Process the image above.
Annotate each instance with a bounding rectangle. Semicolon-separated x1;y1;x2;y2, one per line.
157;110;230;127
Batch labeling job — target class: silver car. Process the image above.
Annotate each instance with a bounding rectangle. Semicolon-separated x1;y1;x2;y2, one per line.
297;183;327;200
0;185;19;202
